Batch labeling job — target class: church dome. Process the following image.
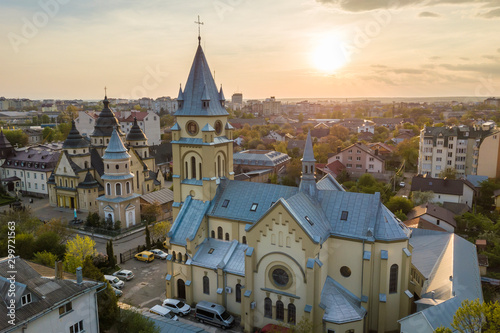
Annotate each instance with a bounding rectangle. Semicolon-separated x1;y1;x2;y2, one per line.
126;117;147;142
91;96;125;137
63;120;90;149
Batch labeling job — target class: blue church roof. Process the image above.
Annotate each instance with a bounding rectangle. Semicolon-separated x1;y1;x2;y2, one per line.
168;195;210;246
102;128;130;160
174;44;229;117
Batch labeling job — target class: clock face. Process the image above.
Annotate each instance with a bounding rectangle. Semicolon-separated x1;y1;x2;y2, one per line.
272;268;289;287
215;120;222;135
186;121;198;136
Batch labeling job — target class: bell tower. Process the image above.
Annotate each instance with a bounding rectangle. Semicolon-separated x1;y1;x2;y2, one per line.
171;38;234;219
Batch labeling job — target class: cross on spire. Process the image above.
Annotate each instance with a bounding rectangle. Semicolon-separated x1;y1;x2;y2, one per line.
104;86;107;98
194;15;204;44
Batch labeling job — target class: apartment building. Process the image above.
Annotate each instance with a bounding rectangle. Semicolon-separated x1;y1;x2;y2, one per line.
417;122;497;178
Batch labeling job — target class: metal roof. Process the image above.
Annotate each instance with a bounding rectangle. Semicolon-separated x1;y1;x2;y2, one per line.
174;44;228;117
320;276;366;324
140;188;174;205
233;150;290;167
102;128;130;160
190;239;248;276
302;131;316;162
168;196;210;246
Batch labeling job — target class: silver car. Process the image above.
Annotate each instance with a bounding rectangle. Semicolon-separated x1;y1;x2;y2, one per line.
151;249;168;260
112;269;134;281
162;298;191;316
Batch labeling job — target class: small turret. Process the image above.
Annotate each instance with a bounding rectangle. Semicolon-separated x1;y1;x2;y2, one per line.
299;131;317;198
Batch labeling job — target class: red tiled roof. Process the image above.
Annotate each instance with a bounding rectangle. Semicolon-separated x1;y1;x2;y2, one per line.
114;111;149;122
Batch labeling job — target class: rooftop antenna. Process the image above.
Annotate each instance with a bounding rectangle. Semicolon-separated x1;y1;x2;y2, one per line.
194;15;204;45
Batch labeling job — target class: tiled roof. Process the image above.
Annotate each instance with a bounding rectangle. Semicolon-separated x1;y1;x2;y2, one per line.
140;188;174;205
91;96;125;137
90;149;104;176
320;276;366;324
0;258;102;332
115;111;149;122
407;203;457;228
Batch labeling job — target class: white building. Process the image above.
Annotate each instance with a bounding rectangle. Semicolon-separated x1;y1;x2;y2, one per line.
410;175;476;209
75;110;161;145
0;258;104;333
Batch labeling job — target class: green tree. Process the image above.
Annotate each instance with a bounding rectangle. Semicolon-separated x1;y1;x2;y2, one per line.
411;190;435;206
32;251;58;267
151;221;171;241
42;127;54;142
298;113;304;123
64;235;96;273
434;299;500;333
117;309;160;333
142;201;162;223
385;196;414;215
4;129;29;148
106;240;116;268
438;168;458;179
34;231;66;259
476;179;500;213
394;137;419;171
145;224;152;250
15;233;35;259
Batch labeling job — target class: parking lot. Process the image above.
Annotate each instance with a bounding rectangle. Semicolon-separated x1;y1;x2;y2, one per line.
115;255;243;333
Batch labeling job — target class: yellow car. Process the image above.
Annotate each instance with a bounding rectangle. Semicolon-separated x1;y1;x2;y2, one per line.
135;251;155;262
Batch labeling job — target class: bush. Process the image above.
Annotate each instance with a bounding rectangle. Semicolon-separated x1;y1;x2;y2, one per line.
33;251;58;267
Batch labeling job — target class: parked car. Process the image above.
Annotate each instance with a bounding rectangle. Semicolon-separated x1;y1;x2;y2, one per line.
162;298;191;316
112;286;123;297
151;249;168;260
150;305;178;321
195;301;234;329
112;269;134;281
104;275;124;289
135;251;155;262
399;181;406;187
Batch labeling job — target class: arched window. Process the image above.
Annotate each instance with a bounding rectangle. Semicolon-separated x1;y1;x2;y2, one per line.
264;298;272;318
389;264;399;294
288;303;296;324
107;183;111;195
184;253;188;262
217;155;221;177
71;180;74;188
276;300;284;321
177;252;182;262
172;251;176;261
225;233;230;241
217;226;223;240
136;171;139;189
185;161;188;179
199;163;202;179
235;284;242;303
65;180;68;187
203;276;210;295
84;161;88;169
242;236;247;244
126;182;130;194
211;230;215;238
116;183;121;196
191;156;196;179
147;184;150;191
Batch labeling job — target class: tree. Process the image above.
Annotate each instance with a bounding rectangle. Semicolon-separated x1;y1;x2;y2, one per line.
117;309;160;333
59;105;78;122
4;129;29;148
434;299;500;333
336;170;350;184
64;235;96;273
298;113;304;123
106;240;116;268
86;212;101;228
145;223;152;250
151;221;171;241
15;233;35;259
32;251;58;267
82;257;119;331
34;231;66;259
412;190;435;206
438;168;458;180
142;201;162;223
385;197;414;215
394;137;419;171
42;127;54;142
36;218;71;242
476;179;500;213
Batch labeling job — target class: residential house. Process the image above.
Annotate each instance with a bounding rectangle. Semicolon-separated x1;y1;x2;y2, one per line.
405;203;457;233
328;142;385;175
410;175;476;209
140;187;174;222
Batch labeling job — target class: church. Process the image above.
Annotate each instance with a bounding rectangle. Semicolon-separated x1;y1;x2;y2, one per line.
47;98;164;227
164;37;419;333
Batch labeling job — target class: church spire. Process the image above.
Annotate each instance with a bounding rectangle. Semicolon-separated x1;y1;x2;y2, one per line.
299;131;317;198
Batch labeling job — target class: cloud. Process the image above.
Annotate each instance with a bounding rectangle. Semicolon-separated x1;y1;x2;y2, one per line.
429;56;441;60
498;48;500;53
478;8;500;18
460;57;470;61
316;0;498;12
419;11;441;17
483;55;500;61
440;62;500;75
389;68;426;74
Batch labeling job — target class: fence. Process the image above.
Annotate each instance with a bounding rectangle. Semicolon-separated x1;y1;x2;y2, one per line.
120;246;141;264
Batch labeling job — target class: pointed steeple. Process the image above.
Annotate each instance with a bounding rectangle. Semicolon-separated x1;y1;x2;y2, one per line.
174;42;228;117
102;128;130;160
126;117;148;142
63;120;90;149
92;95;125;137
177;84;184;101
219;85;225;101
299;131;317;198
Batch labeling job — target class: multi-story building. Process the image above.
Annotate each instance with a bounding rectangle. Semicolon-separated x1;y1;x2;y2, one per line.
75;110;161;145
476;130;500;178
231;93;243;110
154;96;178;114
417;123;497;178
328;142;385;174
0;143;61;196
262;96;281;116
0;258;104;333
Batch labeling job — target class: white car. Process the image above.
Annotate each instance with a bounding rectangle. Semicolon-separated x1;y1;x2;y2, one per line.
112;269;134;281
399;181;406;187
112;286;123;297
104;275;125;289
162;298;192;316
151;249;168;260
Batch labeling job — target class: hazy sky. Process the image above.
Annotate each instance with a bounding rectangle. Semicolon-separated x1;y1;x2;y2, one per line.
1;0;499;100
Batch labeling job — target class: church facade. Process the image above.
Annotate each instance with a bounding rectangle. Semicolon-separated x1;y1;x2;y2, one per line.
47;98;164;226
164;39;414;332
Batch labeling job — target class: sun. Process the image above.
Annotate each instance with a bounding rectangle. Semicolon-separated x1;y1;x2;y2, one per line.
311;35;348;74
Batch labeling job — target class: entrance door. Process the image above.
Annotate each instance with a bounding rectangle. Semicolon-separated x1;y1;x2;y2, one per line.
70;197;75;209
7;182;13;191
177;279;186;299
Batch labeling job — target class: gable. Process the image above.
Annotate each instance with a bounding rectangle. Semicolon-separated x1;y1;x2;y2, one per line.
54;153;77;177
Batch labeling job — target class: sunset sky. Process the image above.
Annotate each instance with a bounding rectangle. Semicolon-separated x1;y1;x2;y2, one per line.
1;0;499;100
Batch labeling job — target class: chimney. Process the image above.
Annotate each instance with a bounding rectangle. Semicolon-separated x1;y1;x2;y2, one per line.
337;147;341;154
76;267;83;285
55;261;63;280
